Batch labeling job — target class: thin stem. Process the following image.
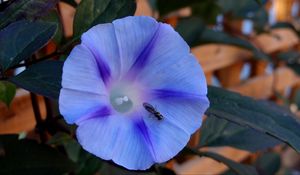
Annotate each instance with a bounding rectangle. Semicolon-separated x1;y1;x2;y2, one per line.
25;56;47;143
9;36;80;69
10;51;61;69
30;92;47;143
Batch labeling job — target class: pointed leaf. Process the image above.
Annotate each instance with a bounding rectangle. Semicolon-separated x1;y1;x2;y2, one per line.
0;134;75;175
100;162;157;175
61;0;78;8
73;0;136;37
200;116;281;152
10;60;63;99
156;0;199;16
255;153;281;175
175;17;206;47
0;20;57;70
206;86;300;153
277;51;300;75
184;148;258;175
0;0;59;29
0;81;16;107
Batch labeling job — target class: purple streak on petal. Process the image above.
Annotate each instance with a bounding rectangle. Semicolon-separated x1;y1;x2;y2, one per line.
151;89;205;100
135;119;156;161
83;43;111;85
127;24;161;78
75;106;111;124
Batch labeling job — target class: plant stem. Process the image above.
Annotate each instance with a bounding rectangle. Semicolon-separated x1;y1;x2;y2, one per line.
10;51;61;69
30;92;47;143
9;36;80;69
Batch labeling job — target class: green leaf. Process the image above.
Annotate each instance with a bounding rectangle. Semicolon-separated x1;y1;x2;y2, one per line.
157;167;176;175
196;28;270;60
61;0;78;8
175;17;269;60
255;153;281;175
10;60;63;99
41;10;63;45
206;86;300;153
271;22;297;31
277;51;300;75
76;150;103;175
48;132;81;162
73;0;136;37
100;162;157;175
255;0;262;4
199;116;281;152
191;1;221;24
175;17;206;47
156;0;199;16
200;29;255;49
0;134;75;175
184;148;258;175
0;81;16;107
0;20;57;70
0;0;59;29
217;0;262;18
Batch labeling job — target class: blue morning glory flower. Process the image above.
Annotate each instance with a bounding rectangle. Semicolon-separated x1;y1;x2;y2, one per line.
59;16;209;170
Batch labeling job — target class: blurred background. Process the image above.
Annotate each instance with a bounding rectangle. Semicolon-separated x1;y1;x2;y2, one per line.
2;0;300;174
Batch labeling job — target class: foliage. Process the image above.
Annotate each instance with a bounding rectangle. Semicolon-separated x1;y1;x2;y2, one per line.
206;86;300;153
0;81;16;106
0;135;76;175
1;0;300;174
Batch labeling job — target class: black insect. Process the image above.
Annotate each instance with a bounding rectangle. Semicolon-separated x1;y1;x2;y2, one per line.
143;102;164;120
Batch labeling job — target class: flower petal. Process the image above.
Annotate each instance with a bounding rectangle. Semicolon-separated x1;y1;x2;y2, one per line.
112;16;159;75
150;97;209;134
137;94;208;162
61;44;106;94
136;23;207;96
139;114;190;163
76;115;154;170
81;23;120;83
59;88;107;124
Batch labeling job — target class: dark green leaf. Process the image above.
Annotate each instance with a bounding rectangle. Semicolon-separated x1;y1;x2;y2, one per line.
184;148;258;175
294;89;300;109
0;20;57;70
197;29;270;60
252;8;269;33
76;150;103;175
0;0;58;29
157;167;176;175
271;22;297;32
73;0;136;37
206;86;300;153
100;162;157;175
199;116;281;152
277;51;300;75
217;0;262;18
175;17;269;60
48;132;81;162
0;134;75;175
41;10;63;45
255;153;281;175
199;29;254;50
255;0;262;4
156;0;199;16
10;60;63;99
0;81;16;107
175;17;206;47
49;133;103;174
191;1;221;24
61;0;78;8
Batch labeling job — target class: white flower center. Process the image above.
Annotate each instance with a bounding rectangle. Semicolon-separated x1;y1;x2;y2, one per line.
110;94;133;113
109;81;145;114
